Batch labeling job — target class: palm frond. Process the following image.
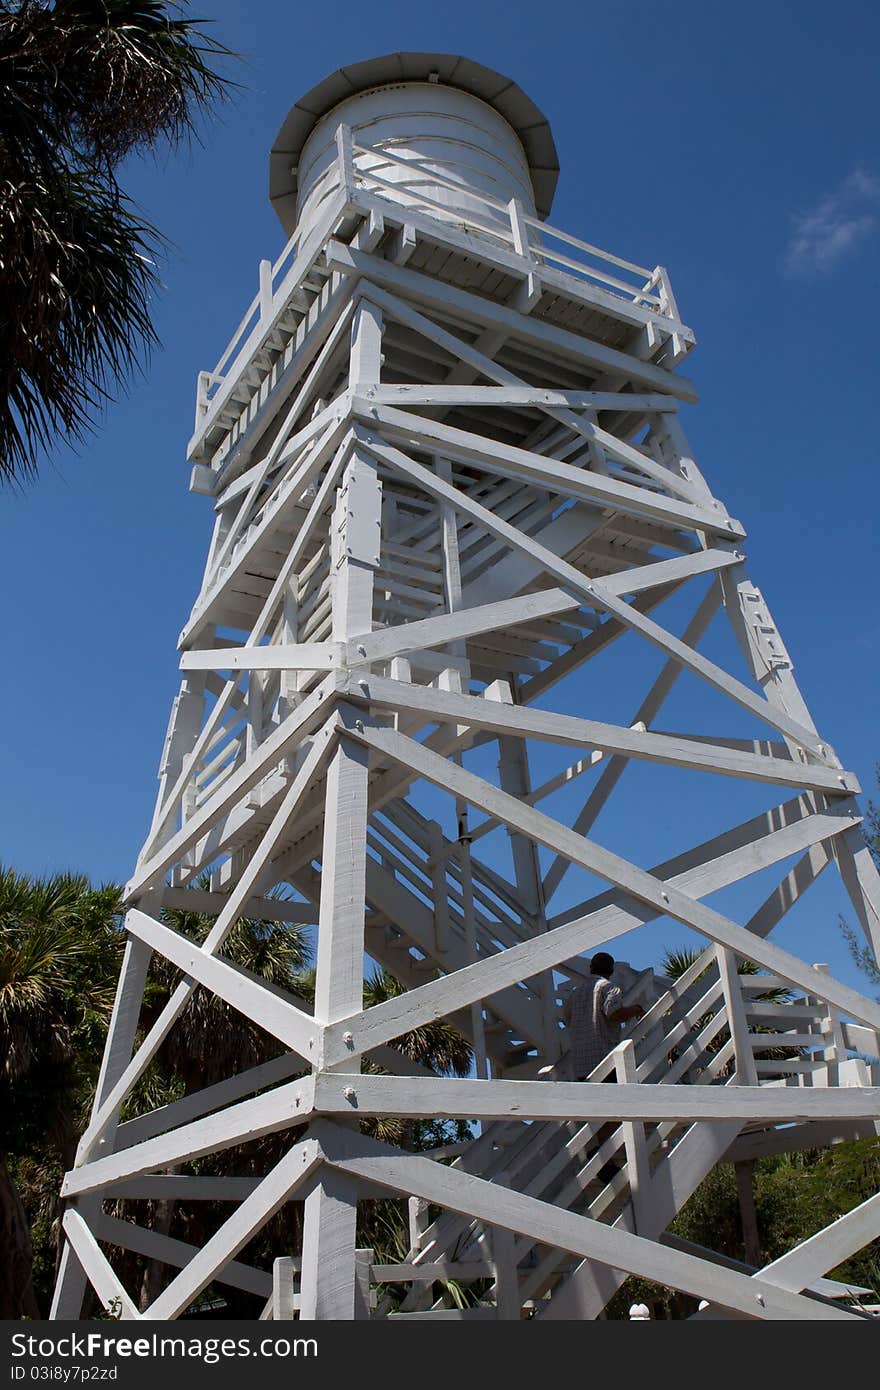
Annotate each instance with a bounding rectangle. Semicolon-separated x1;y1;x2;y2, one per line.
0;0;238;483
364;967;473;1077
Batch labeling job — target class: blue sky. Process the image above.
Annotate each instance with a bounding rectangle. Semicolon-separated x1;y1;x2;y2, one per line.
2;0;878;992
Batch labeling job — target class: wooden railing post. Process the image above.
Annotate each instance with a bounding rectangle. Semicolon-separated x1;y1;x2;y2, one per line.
508;196;542;312
258;258;273;323
715;945;758;1085
616;1039;651;1234
194;370;212;430
354;1248;374;1319
813;962;846;1087
336;123;354;200
490;1172;520;1320
655;265;686;359
271;1255;300;1319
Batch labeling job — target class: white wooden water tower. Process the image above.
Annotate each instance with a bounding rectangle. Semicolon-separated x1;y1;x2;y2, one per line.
53;52;880;1321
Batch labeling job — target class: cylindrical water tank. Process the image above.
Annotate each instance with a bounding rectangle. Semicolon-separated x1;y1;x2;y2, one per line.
296;82;536;244
270;52;559;244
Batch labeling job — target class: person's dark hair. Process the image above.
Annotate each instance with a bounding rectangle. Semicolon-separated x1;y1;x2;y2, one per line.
591;952;614;978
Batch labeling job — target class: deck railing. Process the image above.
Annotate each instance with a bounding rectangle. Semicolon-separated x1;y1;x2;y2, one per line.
192;125;687;452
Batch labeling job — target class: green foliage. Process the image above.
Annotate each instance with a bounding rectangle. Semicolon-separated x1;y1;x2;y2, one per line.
0;1;237;483
755;1141;880;1292
0;867;124;1153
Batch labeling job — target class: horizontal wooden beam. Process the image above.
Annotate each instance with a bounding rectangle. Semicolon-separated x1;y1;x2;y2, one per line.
358;401;740;538
63;1077;315;1197
341;673;849;794
180;642;340;672
368;385;677;412
326;241;699;401
313;1073;880;1124
347;587;583;666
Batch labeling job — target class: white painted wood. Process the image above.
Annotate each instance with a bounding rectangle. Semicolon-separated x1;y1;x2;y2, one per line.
348;587;582;666
130;678;336;896
615;1042;652;1234
316;1122;854;1320
542;583;721;903
354;290;700;499
758;1191;880;1292
97;1213;271;1297
272;1256;299;1319
323;726;880;1056
61;1210;139;1320
79;723;335;1159
60;75;880;1324
326;242;699;400
371;385;675;412
716;947;759;1086
299;1170;361;1320
358;402;740;536
340;671;848;793
142;1139;324;1319
124;908;317;1059
311;1073;880;1123
64;1077;315;1197
180;642;340;672
353;436;839;755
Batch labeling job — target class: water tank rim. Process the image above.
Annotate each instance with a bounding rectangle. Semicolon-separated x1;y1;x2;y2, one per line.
269;50;559;230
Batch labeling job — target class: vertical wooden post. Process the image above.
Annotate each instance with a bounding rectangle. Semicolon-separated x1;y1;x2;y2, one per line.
271;1255;299;1320
354;1248;374;1320
314;716;370;1030
497;732;559;1060
301;300;383;1322
617;1040;651;1234
508;196;541;310
716;945;758;1086
490;1226;520;1320
299;1170;361;1321
335;123;354;200
813;963;846;1088
436;454;486;1075
349;299;383;387
734;1160;762;1267
428;819;450;955
259;258;273;322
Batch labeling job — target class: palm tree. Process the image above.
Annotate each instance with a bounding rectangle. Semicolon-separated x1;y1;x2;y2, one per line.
0;0;235;484
0;866;123;1317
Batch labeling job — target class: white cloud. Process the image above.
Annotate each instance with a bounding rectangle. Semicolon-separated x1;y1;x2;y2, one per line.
784;169;880;277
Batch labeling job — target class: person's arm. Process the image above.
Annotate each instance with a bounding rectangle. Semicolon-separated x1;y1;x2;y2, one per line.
607;1002;644;1024
602;983;644;1025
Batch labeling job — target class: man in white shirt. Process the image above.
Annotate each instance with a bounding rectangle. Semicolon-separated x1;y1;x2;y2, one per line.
562;952;644;1183
563;952;645;1080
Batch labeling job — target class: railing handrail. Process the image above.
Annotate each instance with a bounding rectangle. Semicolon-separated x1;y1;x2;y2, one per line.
192;128;687;456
